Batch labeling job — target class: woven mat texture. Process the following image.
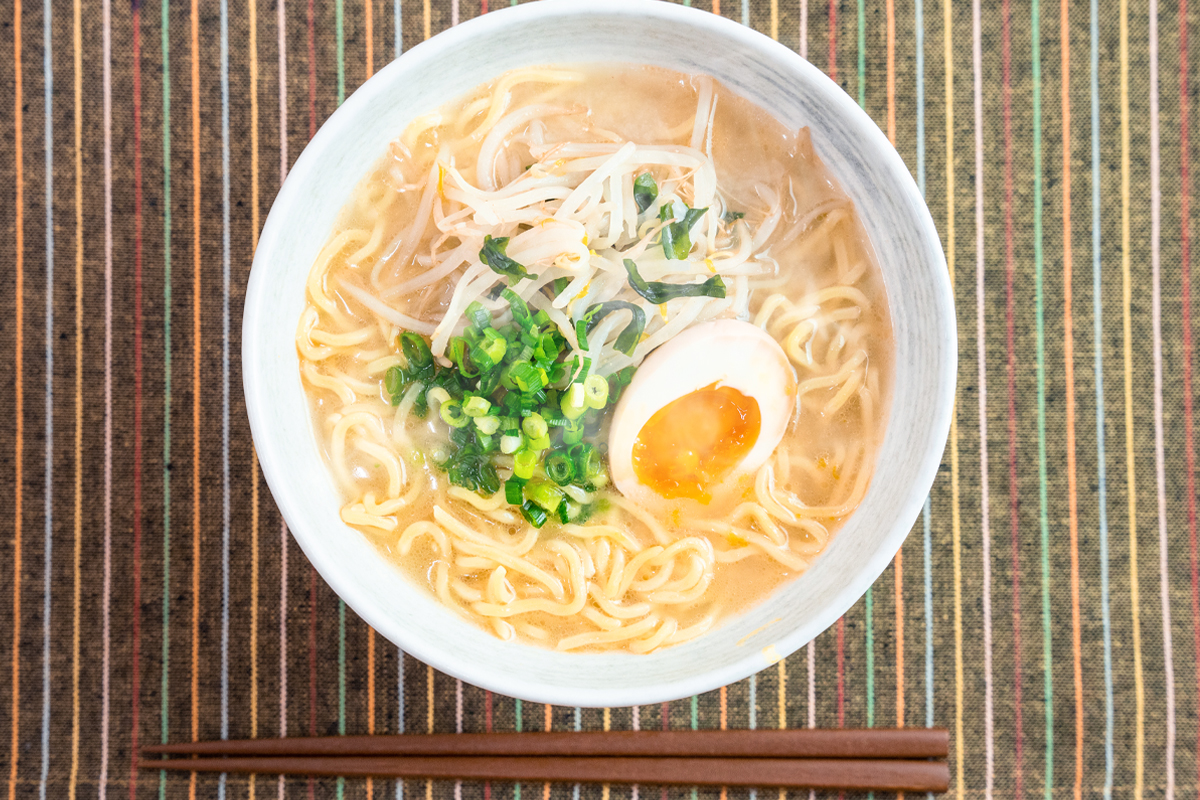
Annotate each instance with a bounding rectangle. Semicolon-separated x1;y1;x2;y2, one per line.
0;0;1197;796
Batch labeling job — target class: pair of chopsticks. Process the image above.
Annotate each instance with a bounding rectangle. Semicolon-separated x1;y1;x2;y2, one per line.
142;729;950;792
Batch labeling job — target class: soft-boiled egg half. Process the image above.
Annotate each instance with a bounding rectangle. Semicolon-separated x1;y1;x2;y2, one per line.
608;319;798;511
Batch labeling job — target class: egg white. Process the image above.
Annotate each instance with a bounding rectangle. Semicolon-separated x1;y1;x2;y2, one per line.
607;318;798;511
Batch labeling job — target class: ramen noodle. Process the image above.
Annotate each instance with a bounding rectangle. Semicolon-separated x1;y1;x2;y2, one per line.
297;65;893;652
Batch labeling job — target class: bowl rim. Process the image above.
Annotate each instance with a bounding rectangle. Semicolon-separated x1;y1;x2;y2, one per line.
244;0;955;706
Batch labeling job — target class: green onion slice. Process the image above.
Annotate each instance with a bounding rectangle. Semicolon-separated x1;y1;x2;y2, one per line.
399;332;435;375
561;383;588;421
605;366;636;405
440;399;470;428
474;415;501;435
570;443;603;481
580;301;646;357
501;287;535;331
480;235;537;283
463;396;492;418
512;448;538;480
658;204;709;260
623;258;726;305
545;452;576;486
521;412;549;440
562;419;585;446
466;301;492;331
633;172;659;214
583;374;609;409
519;500;548;528
525;481;564;514
504;478;526;505
384;365;404;401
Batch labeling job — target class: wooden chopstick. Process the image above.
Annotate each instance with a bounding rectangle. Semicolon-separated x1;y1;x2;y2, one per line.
142;729;948;760
140;755;950;792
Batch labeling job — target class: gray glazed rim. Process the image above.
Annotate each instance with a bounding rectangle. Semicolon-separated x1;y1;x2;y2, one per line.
243;0;956;707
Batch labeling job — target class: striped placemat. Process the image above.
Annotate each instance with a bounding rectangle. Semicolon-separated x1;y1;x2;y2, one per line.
0;0;1195;797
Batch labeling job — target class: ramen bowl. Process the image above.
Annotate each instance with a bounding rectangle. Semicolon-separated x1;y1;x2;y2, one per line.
244;0;954;707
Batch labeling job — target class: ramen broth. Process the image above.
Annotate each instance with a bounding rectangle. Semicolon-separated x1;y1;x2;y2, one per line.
297;65;892;652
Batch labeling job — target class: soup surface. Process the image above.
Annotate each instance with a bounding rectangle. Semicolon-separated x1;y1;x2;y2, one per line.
297;65;893;652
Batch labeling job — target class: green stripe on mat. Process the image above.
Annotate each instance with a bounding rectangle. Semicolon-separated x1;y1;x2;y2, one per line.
856;0;875;756
1031;0;1054;792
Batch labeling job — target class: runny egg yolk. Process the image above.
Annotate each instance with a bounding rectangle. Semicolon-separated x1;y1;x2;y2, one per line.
630;383;762;503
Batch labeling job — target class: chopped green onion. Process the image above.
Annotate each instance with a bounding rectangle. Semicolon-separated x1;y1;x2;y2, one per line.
505;479;526;505
547;361;570;385
463;396;492;418
545;452;576;486
440;399;470;428
480;235;537;283
525;481;564;514
411;386;430;418
447;337;478;378
486;280;508;300
623;258;726;305
561;383;588;420
562;483;592;504
474;415;501;435
384;366;404;400
510;362;545;393
562;419;585;445
476;335;507;366
535;332;562;363
544;277;571;298
513;449;538;480
567;355;592;385
658;204;709;260
521;412;548;440
541;412;570;428
519;500;548;528
722;209;745;224
607;365;636;397
581;301;645;357
633;172;659;214
466;301;492;331
398;332;434;373
583;374;609;409
501;287;534;330
571;443;603;481
476;369;502;397
393;248;644;508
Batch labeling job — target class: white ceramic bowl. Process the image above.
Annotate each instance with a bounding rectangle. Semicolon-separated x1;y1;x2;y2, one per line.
244;0;955;707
